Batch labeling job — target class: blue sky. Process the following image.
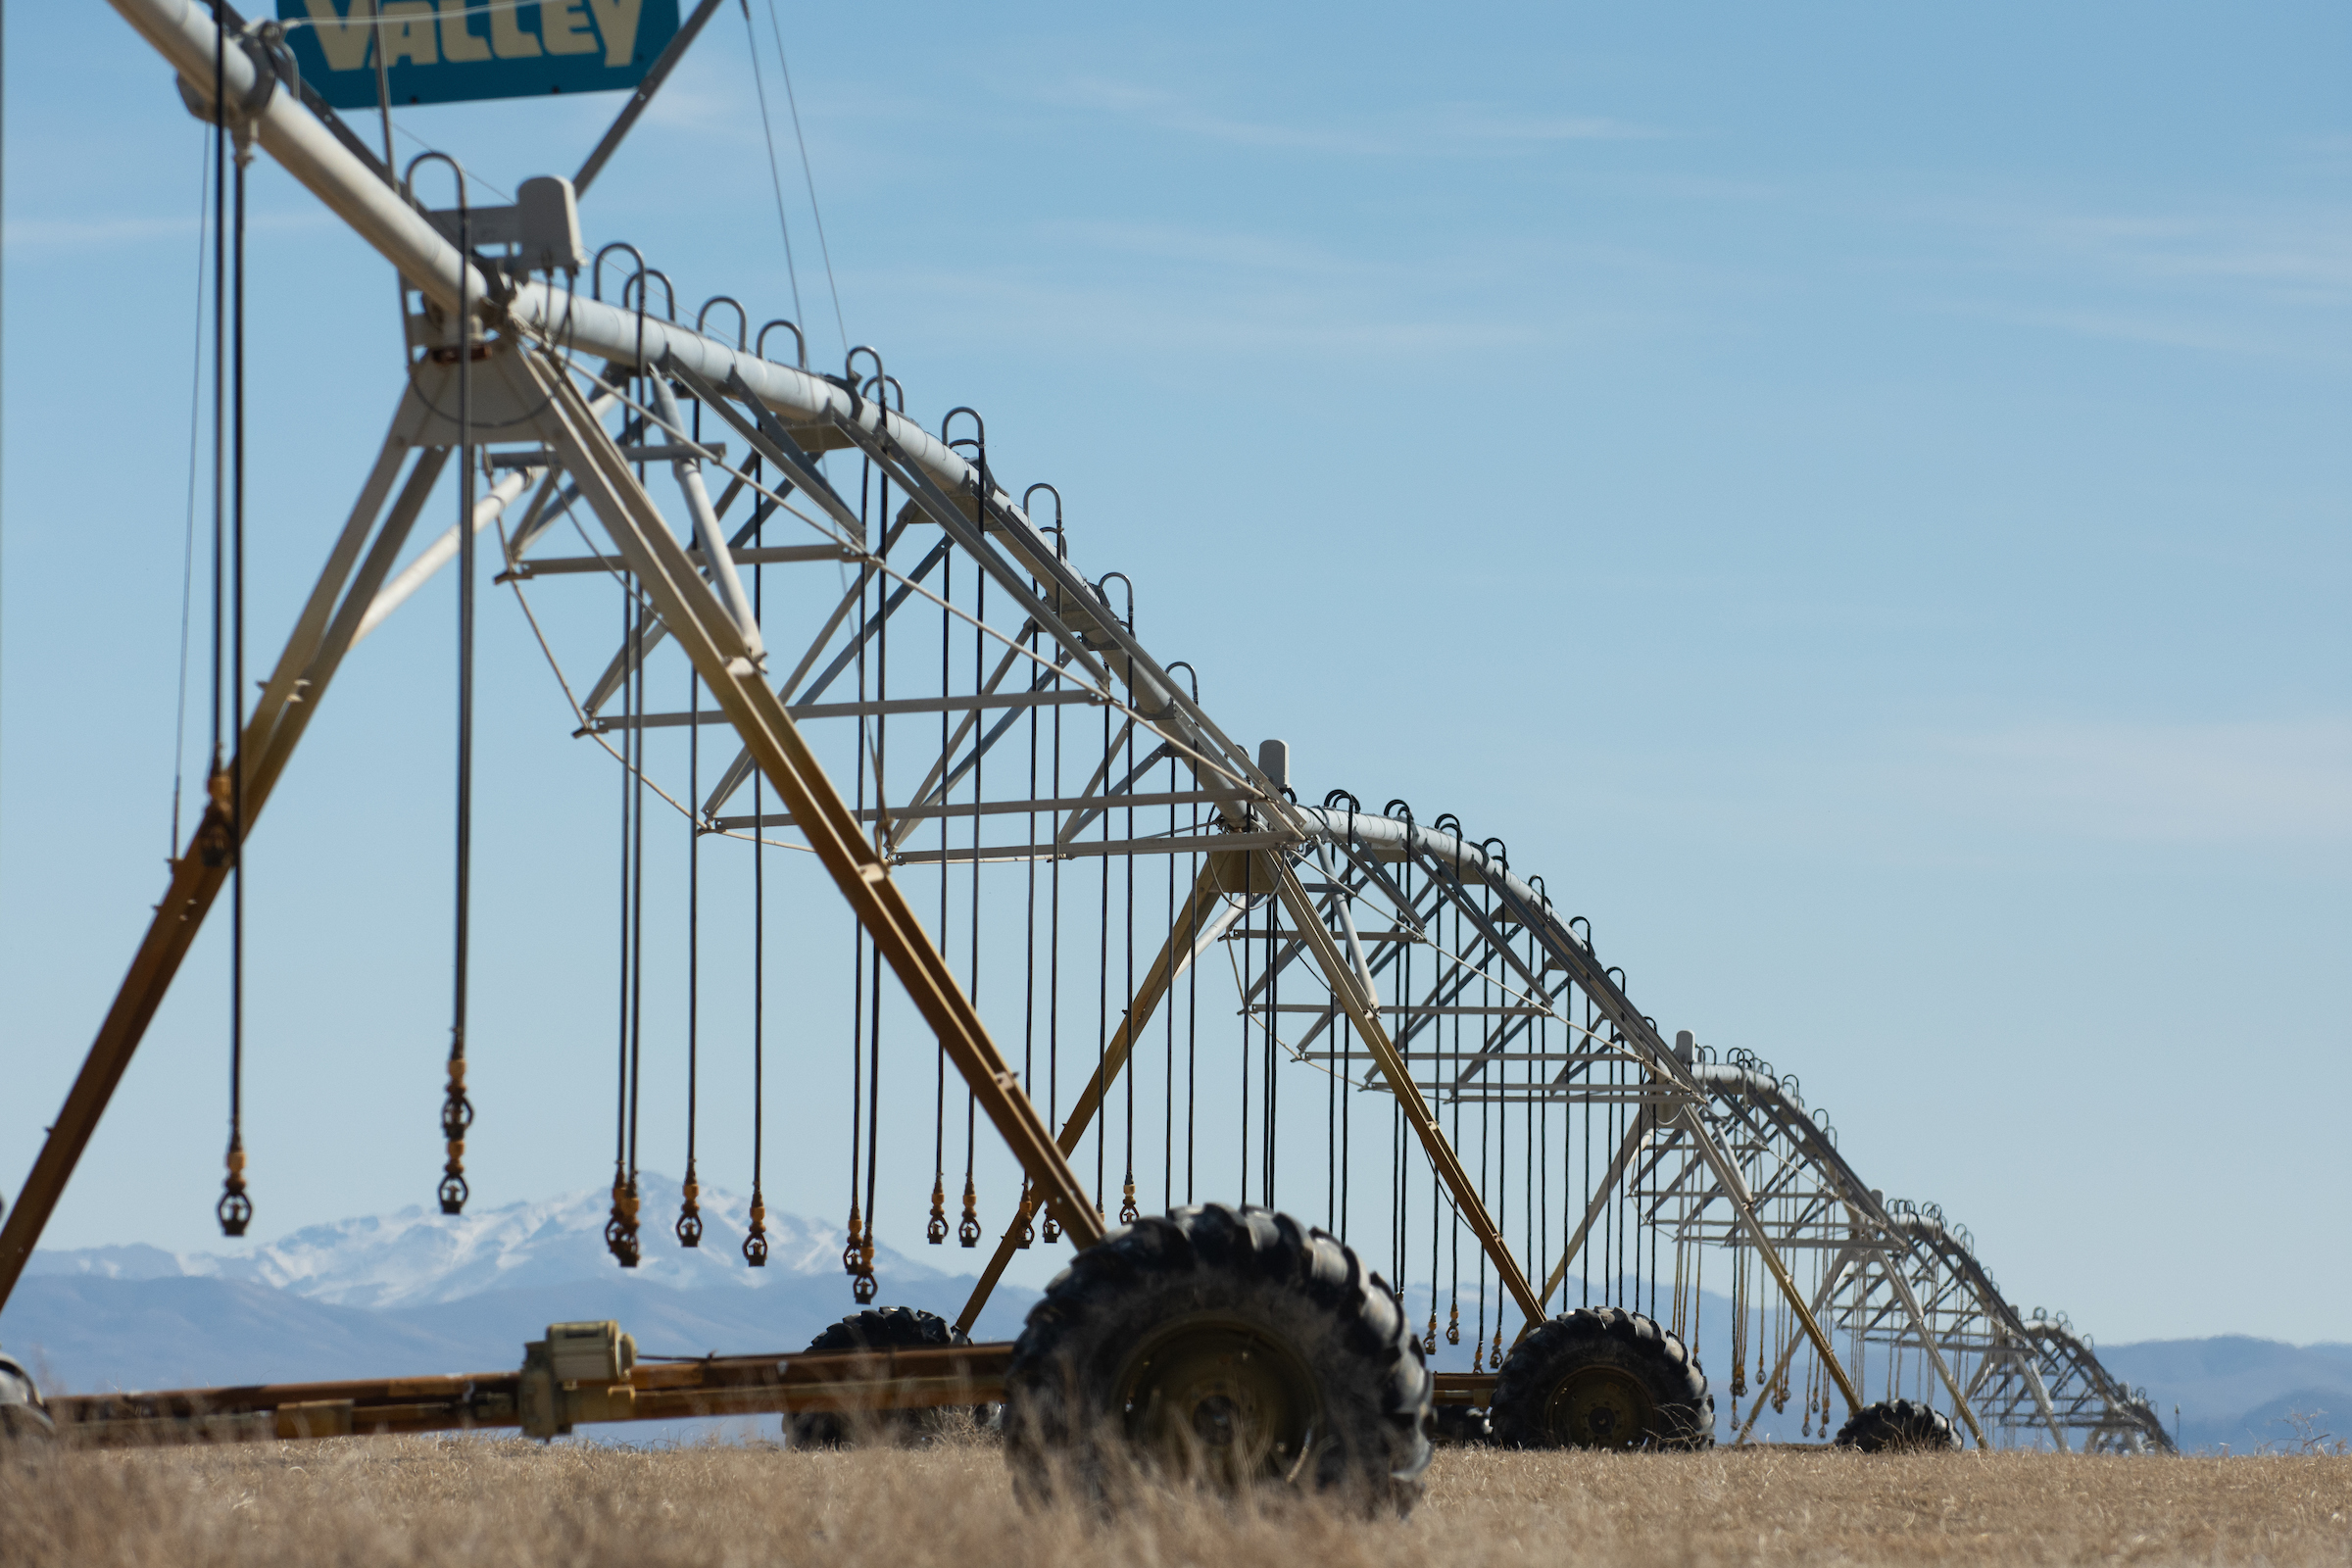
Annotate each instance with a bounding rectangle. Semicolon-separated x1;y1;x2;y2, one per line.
1;3;2345;1346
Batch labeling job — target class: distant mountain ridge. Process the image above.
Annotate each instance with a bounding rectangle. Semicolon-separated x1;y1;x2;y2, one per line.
4;1174;1040;1402
5;1183;2342;1453
23;1172;927;1308
2099;1337;2352;1453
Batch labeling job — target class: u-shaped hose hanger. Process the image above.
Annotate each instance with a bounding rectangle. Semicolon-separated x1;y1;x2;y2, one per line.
1022;484;1065;557
1481;835;1508;872
623;268;677;322
1095;571;1134;632
865;373;906;413
400;150;467;315
1569;914;1592;951
1605;965;1627;991
843;346;885;419
1383;799;1413;823
402;152;469;225
940;406;986;451
696;295;749;349
590;242;646;303
757;318;807;368
1164;660;1200;703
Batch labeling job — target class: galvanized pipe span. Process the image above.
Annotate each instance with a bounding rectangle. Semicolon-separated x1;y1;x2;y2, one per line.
105;0;1280;799
1295;806;1560;924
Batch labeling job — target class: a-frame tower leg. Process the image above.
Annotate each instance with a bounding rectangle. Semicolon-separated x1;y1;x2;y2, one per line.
0;403;445;1308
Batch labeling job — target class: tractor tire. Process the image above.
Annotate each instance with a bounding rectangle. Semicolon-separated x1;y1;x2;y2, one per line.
785;1306;979;1448
0;1353;54;1446
1004;1203;1431;1513
1834;1398;1959;1452
1489;1306;1714;1450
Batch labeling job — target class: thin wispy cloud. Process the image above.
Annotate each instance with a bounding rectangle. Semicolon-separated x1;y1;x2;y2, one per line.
1917;196;2352;308
1902;717;2352;848
1042;76;1657;158
1918;297;2344;363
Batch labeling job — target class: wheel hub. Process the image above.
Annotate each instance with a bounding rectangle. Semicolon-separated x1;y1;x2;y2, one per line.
1116;1314;1322;1483
1543;1362;1655;1449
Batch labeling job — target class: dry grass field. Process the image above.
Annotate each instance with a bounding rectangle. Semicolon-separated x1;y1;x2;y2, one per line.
6;1431;2350;1568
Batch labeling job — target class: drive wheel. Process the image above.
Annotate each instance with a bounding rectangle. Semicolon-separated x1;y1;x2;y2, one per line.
1835;1397;1959;1452
785;1306;978;1448
1490;1306;1714;1450
1004;1203;1431;1512
0;1353;54;1446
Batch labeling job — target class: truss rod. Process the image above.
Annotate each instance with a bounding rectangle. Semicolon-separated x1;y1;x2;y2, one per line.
584;688;1102;733
892;831;1292;865
716;789;1225;833
506;542;852;577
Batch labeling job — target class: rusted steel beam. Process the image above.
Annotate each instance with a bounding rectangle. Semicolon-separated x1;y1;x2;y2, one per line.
47;1343;1018;1449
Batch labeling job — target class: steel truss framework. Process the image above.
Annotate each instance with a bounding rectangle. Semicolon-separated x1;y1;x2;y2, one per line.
1071;813;2171;1450
0;0;2162;1459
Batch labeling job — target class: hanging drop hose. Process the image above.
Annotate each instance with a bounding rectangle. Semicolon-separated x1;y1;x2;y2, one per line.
927;519;952;1247
1016;612;1041;1250
677;663;703;1249
959;545;986;1249
1117;644;1138;1228
214;36;253;1240
1042;584;1064;1245
844;461;869;1281
744;489;768;1268
851;443;887;1305
410;152;477;1220
607;583;637;1268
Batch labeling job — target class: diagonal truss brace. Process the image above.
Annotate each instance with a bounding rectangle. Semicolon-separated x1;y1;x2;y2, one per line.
517;344;1109;1248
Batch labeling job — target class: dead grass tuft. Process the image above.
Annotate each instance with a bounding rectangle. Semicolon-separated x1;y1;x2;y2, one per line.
4;1434;2349;1567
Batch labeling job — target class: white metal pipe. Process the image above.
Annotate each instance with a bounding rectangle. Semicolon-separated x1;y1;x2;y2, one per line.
108;0;1258;791
354;463;537;647
649;374;763;663
116;0;1006;555
1296;806;1556;922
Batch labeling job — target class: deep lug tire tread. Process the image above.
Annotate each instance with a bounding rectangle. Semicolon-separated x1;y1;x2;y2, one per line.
1004;1203;1432;1512
1489;1305;1715;1450
787;1306;970;1447
1834;1397;1959;1452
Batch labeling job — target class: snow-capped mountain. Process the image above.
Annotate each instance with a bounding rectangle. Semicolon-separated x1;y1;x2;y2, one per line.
26;1173;947;1309
7;1176;1037;1398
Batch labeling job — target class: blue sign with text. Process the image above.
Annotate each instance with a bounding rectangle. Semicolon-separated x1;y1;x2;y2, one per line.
278;1;680;110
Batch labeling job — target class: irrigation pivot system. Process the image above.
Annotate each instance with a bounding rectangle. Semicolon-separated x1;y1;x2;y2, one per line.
0;0;2170;1486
